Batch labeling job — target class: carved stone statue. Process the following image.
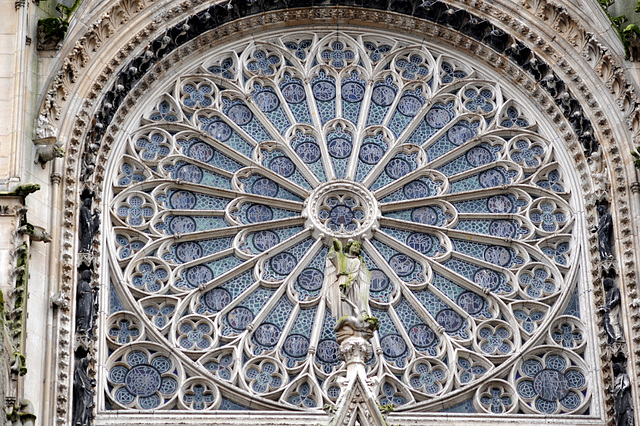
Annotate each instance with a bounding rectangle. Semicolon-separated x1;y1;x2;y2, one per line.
596;205;613;260
612;363;634;426
34;141;64;168
588;148;609;200
72;357;94;426
78;198;99;253
75;270;95;335
599;278;623;343
324;238;371;321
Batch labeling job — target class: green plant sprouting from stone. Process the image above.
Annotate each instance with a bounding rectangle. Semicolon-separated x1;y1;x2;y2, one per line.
631;147;640;169
598;0;640;59
363;314;380;331
37;0;83;48
8;242;29;377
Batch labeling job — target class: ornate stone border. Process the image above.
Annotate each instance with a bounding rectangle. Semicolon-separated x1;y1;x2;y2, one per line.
45;1;640;424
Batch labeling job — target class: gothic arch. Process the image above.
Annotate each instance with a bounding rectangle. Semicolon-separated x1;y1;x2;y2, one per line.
44;1;640;424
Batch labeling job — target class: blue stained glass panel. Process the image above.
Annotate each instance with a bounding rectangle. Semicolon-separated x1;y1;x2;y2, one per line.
341;71;366;125
311;71;336;125
280;74;313;124
366;78;398;126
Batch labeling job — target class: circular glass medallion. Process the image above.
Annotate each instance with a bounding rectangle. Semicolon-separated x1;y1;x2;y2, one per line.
533;369;570;402
253;230;280;251
479;169;506;188
407;233;433;254
283;334;310;358
403;181;429;199
408;324;436;349
487;195;514;213
254;323;281;347
389;254;415;276
176;164;203;184
411;206;438;225
466;146;493;167
327;138;352;159
456;291;484;315
269;156;296;177
188;142;215;162
254;91;279;112
436;308;464;332
204;288;232;312
370;269;390;292
186;265;213;287
385;158;411;179
297;268;324;291
397;95;422;116
484;246;512;267
380;334;407;358
227;104;253;125
227;306;254;330
425;107;451;128
169;190;197;209
295;142;321;163
270;252;297;275
489;220;516;238
312;81;335;101
281;82;306;103
474;269;501;291
372;85;395;106
168;216;197;234
205;120;232;142
246;204;273;223
125;365;162;397
448;123;475;145
342;82;365;102
359;143;384;164
317;339;340;363
176;242;203;262
252;178;279;197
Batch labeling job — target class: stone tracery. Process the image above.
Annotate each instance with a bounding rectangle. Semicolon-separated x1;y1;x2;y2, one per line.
103;30;592;416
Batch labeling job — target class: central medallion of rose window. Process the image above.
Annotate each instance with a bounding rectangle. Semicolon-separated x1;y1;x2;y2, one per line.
305;181;379;239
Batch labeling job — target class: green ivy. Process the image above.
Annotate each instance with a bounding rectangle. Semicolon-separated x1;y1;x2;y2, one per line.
598;0;640;59
37;0;82;46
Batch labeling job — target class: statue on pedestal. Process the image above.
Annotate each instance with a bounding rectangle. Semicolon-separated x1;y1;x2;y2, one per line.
79;197;100;253
599;277;623;343
72;357;94;426
323;238;377;344
612;363;634;426
323;240;385;426
596;205;613;260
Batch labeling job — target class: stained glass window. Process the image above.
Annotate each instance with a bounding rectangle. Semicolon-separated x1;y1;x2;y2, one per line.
104;30;590;416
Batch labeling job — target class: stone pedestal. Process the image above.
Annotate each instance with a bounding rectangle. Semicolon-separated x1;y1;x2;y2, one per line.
327;317;386;426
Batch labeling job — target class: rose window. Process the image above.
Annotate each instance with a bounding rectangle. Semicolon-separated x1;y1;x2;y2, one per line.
104;30;590;417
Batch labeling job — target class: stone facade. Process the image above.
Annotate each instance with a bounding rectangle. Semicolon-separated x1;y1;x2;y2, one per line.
1;0;640;424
